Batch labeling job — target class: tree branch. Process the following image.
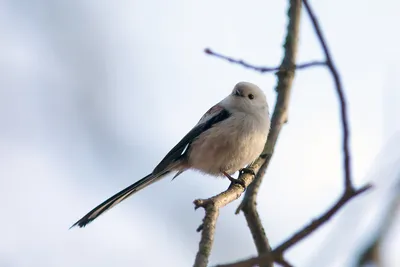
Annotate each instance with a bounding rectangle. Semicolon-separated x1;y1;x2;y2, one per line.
302;0;353;190
194;1;302;266
193;170;268;267
236;1;302;266
214;0;374;266
273;184;371;254
205;48;325;73
196;0;374;266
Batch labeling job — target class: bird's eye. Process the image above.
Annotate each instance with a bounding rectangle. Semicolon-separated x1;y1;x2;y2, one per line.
248;94;254;100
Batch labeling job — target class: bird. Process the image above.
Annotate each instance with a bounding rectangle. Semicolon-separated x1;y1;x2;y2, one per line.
71;81;270;228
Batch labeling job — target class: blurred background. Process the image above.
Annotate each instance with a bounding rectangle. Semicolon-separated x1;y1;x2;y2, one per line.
0;0;399;266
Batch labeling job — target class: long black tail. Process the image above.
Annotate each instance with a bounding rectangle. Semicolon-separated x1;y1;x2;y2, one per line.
71;173;165;228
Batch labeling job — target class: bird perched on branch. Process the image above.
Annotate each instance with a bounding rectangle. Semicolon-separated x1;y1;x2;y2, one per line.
71;82;270;228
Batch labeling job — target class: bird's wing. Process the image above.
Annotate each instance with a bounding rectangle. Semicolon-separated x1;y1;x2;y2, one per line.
152;104;230;175
196;104;225;125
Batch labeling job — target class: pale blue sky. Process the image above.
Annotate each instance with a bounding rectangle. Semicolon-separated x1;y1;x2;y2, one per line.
0;0;399;266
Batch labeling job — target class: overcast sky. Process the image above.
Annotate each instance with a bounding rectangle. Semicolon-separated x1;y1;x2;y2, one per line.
0;0;399;266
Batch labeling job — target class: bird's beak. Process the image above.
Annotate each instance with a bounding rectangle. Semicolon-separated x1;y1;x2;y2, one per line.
233;89;243;97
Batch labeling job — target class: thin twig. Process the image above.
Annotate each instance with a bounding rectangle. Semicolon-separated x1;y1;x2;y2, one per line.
302;0;353;191
205;48;325;73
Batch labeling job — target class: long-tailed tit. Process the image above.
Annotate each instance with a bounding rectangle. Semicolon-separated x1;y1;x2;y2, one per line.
71;82;270;228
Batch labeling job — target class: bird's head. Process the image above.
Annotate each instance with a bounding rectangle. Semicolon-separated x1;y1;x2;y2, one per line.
223;82;269;114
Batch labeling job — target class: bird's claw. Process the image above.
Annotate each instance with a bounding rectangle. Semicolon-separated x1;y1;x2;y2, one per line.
231;178;246;189
223;171;246;189
239;167;256;177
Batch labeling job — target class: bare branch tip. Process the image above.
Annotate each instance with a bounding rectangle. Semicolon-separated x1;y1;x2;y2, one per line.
234;205;242;215
193;199;205;209
204;48;212;54
194;198;212;209
356;183;373;194
194;201;203;209
196;224;204;232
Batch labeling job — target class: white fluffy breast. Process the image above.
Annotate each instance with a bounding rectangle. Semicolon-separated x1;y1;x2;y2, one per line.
187;111;269;176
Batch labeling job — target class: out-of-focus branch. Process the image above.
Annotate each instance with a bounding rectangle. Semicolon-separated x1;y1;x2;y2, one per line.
356;178;400;267
235;1;302;266
205;48;325;73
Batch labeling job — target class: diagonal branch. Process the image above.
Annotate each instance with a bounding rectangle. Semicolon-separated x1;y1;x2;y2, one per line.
215;184;372;267
272;184;371;254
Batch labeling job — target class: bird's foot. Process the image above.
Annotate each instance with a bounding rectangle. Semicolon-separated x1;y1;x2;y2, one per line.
239;167;256;177
223;171;246;189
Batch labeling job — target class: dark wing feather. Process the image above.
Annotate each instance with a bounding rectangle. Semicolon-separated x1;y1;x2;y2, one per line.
152;108;231;175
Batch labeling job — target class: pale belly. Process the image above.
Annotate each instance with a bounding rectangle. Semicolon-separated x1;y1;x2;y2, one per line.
187;115;268;176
